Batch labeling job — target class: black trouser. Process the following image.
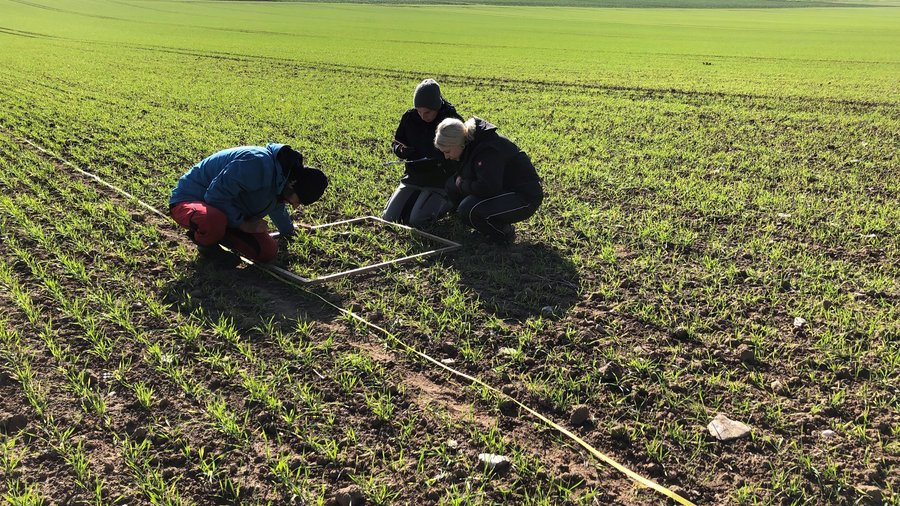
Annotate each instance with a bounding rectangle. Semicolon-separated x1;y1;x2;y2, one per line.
457;188;543;240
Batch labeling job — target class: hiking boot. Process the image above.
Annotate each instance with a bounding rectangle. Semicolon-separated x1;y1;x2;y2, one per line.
197;244;241;269
500;224;516;244
486;224;516;245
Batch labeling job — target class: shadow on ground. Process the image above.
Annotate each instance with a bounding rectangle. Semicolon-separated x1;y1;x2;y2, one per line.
443;232;580;321
161;257;345;330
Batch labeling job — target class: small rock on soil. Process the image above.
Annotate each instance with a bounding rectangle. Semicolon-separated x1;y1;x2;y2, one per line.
737;344;755;363
478;453;511;475
670;327;690;341
569;404;590;426
335;485;365;506
707;414;751;441
0;413;28;434
856;485;883;505
770;379;786;394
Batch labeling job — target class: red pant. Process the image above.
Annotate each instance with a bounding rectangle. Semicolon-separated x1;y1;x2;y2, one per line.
170;201;278;263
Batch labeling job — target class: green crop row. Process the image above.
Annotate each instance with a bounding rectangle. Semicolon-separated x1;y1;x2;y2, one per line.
0;1;897;504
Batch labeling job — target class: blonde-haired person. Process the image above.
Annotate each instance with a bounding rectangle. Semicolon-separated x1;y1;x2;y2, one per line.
435;117;543;244
383;79;463;227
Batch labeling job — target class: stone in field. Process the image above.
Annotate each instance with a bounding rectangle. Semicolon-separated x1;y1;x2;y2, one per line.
440;358;456;365
598;362;623;382
670;327;690;341
478;453;511;474
821;429;837;439
856;485;883;505
737;344;755;363
569;404;590;426
610;424;630;441
498;347;518;356
541;306;554;318
441;342;458;357
793;316;807;329
499;399;518;416
0;413;28;434
335;485;365;506
770;379;788;396
707;414;751;441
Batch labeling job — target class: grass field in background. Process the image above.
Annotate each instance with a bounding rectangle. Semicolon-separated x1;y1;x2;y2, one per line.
0;0;898;504
2;0;899;101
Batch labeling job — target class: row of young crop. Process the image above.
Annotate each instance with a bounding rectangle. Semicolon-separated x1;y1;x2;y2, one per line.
0;134;603;503
1;86;894;504
0;36;897;503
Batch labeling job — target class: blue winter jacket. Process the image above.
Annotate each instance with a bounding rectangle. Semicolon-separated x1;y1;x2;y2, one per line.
169;143;294;235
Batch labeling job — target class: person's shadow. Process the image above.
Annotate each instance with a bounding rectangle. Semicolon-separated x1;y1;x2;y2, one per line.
161;258;344;330
441;231;580;321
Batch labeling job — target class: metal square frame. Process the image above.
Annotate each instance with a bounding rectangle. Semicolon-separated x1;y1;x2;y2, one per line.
262;216;461;285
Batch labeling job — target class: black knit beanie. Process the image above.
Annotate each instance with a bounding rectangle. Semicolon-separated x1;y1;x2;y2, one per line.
292;167;328;205
413;79;442;110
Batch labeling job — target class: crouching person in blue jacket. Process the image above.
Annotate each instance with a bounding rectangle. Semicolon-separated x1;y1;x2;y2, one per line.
169;143;328;266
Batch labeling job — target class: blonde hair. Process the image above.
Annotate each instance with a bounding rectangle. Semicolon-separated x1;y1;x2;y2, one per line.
434;117;477;151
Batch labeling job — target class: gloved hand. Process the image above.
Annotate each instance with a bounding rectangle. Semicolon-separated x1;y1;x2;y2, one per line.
393;141;419;160
444;175;463;206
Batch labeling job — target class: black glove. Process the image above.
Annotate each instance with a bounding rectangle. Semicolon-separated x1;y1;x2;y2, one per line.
444;175;462;206
398;145;421;161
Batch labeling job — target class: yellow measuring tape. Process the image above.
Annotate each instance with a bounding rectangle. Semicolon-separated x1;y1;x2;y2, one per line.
258;263;696;506
16;134;695;506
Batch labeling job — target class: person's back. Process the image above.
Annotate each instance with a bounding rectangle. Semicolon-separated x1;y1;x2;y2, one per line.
168;144;328;265
434;117;543;244
170;145;283;222
456;118;541;199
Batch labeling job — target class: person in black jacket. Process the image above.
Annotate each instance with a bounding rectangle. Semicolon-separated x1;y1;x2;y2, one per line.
434;117;543;244
383;79;463;227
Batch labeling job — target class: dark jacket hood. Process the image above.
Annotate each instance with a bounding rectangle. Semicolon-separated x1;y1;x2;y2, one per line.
471;117;498;140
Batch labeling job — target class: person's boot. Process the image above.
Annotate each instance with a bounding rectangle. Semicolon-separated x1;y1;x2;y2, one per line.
490;224;516;245
501;224;516;244
197;243;241;269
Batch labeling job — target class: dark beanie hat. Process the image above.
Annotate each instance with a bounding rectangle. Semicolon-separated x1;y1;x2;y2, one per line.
413;79;442;110
292;167;328;205
278;146;328;205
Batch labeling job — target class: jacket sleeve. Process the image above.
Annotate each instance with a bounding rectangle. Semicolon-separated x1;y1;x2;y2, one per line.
392;113;419;160
204;156;267;227
460;147;505;198
268;204;295;236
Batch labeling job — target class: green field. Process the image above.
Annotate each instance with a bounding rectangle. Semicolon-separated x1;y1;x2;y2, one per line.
0;0;898;504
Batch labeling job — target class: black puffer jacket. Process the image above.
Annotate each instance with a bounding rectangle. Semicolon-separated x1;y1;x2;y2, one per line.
391;101;462;187
457;118;541;199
